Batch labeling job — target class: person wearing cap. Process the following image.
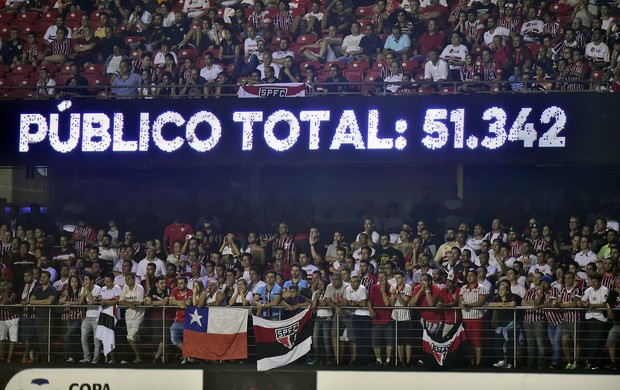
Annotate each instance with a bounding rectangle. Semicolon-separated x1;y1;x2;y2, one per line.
458;267;488;366
437;273;461;337
597;229;618;259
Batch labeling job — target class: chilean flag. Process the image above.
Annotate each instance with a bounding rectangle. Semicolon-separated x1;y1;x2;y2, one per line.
253;308;313;371
183;307;248;360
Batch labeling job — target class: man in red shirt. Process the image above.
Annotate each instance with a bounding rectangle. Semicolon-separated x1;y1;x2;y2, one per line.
163;215;193;256
414;19;446;61
367;271;393;366
437;275;461;337
169;277;192;364
411;274;442;336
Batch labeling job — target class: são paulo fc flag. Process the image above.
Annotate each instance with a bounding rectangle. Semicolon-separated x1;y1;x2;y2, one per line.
421;322;468;370
253;308;313;371
237;83;306;98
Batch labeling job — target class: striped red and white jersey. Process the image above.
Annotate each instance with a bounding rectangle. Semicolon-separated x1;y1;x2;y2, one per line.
543;21;562;39
464;20;484;42
497;17;522;33
544;287;563;326
72;225;97;259
274;11;293;32
602;273;616;291
509;241;523;258
61;293;84;320
251;10;269;29
459;282;488;319
558;285;582;323
523;287;545;322
0;291;19;320
50;38;73;57
272;237;296;264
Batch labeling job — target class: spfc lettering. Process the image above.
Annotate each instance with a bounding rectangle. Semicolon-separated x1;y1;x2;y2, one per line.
259;87;288;97
275;323;299;349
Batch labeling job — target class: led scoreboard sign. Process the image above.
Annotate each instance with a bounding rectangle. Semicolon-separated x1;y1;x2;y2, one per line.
1;94;618;166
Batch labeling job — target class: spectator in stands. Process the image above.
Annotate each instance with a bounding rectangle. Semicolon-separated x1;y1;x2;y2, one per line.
218;28;240;65
200;51;223;92
234;27;262;78
440;31;468;81
274;1;300;36
301;25;343;63
22;32;44;67
146;13;167;52
111;59;141;97
384;61;403;93
483;16;510;46
41;26;73;66
1;28;24;67
322;0;354;35
43;16;72;43
167;12;191;50
300;0;324;35
489;280;517;368
36;68;57;98
423;48;449;86
272;37;295;65
0;277;18;363
459;267;487;366
585;29;611;70
414;19;444;61
335;22;364;65
359;23;383;62
279;56;301;83
119;273;145;364
104;44;127;76
383;25;411;61
73;26;98;70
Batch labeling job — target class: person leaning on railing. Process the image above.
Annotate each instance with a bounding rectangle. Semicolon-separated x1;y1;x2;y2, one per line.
488;280;517;369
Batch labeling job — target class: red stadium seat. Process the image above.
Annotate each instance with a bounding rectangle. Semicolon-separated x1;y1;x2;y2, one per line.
300;61;321;75
440;85;456;93
15;11;38;23
400;60;419;74
39;63;59;75
12;64;35;76
40;11;60;24
0;12;15;25
355;6;374;18
325;60;345;70
58;63;74;76
86;75;110;94
125;36;143;46
349;59;370;71
550;3;572;16
0;63;9;78
83;64;104;75
65;11;85;25
178;48;199;60
296;34;317;44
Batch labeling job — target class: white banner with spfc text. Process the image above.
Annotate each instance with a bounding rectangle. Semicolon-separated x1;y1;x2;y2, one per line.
238;82;306;98
5;368;203;390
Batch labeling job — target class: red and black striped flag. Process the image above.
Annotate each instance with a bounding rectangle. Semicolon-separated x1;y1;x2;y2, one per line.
253;308;313;371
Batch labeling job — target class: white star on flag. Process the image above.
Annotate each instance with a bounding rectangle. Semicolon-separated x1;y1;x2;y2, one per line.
189;309;203;326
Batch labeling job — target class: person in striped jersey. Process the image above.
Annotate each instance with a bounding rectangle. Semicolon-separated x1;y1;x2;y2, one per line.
522;272;546;369
557;272;582;369
390;270;413;366
541;274;563;368
601;258;617;291
458;268;488;366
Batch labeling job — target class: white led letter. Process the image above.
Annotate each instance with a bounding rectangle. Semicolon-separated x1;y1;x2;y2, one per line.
82;113;112;152
233;111;263;151
421;109;449;150
329;110;365;150
186;111;222;152
367;110;393;149
263;110;300;151
300;110;330;150
112;113;137;152
153;111;185;152
19;114;48;152
49;113;79;153
139;113;150;151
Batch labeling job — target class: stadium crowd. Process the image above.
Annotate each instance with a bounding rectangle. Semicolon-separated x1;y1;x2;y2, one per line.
0;0;619;97
0;204;619;370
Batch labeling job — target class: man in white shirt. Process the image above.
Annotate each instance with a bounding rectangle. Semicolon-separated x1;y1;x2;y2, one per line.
136;247;166;278
126;4;152;34
585;29;610;70
575;236;598;268
580;274;609;370
423;48;449;84
43;16;73;43
272;37;295;66
440;31;469;80
520;7;543;43
347;275;370;365
199;51;224;83
119;273;145;364
335;22;364;65
483;17;510;46
256;52;281;79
